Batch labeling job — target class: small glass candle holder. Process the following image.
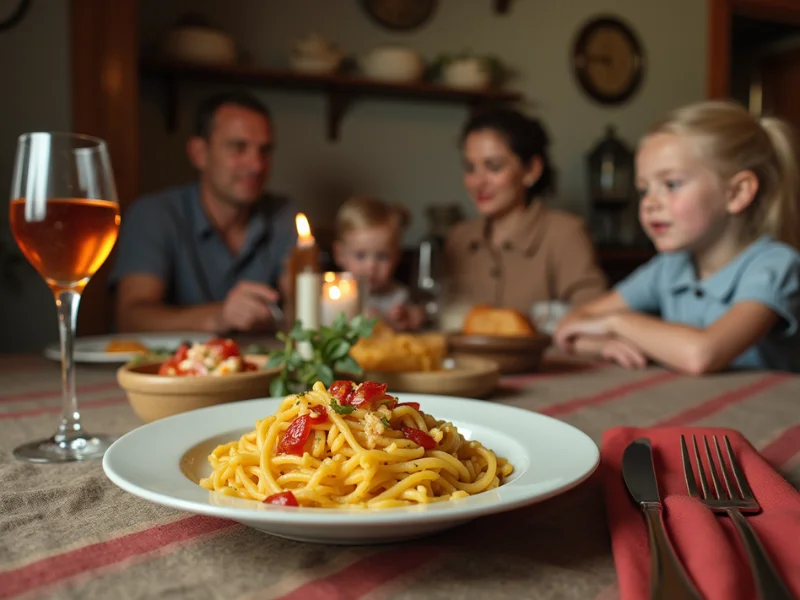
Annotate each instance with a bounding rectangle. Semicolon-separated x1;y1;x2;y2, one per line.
320;272;361;326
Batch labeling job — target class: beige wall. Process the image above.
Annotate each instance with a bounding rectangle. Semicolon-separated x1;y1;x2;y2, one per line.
139;0;707;243
0;1;71;352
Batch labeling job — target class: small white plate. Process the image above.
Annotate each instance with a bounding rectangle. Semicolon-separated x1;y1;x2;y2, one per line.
44;332;211;364
103;394;599;544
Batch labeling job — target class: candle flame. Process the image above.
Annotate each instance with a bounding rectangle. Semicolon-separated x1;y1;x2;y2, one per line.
328;285;342;300
324;271;336;283
295;213;314;246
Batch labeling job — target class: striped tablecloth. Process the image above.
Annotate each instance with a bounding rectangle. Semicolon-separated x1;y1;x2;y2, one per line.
1;352;798;600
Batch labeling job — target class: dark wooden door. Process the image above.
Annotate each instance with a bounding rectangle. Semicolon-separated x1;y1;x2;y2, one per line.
71;0;140;335
761;46;800;134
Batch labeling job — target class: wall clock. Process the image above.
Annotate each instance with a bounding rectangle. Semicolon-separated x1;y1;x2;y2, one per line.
361;0;438;31
0;0;30;32
572;16;645;105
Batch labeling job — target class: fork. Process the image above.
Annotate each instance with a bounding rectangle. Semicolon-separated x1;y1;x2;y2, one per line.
680;434;795;600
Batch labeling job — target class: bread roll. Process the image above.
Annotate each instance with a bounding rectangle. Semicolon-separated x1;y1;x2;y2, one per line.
463;305;537;337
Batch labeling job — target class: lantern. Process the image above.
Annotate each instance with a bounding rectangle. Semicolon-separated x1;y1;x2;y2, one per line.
586;125;635;243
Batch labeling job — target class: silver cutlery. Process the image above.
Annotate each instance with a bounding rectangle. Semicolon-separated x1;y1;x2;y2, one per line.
681;434;795;600
622;438;702;600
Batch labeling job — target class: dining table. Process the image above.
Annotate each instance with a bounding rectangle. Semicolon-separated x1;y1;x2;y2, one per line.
1;349;798;600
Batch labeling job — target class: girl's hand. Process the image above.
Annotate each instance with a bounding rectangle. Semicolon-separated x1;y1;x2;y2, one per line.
601;338;648;369
554;315;616;351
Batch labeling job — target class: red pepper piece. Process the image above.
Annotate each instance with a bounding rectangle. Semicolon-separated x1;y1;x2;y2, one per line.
307;405;328;424
277;415;311;455
350;382;389;410
264;491;299;506
402;426;437;450
329;380;355;405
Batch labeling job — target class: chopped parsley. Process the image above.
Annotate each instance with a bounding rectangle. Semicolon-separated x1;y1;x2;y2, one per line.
380;416;391;428
330;400;355;415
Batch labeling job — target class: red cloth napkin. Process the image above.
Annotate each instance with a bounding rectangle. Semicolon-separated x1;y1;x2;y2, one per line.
602;427;800;600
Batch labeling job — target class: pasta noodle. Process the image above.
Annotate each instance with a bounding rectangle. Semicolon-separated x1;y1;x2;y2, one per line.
199;380;514;508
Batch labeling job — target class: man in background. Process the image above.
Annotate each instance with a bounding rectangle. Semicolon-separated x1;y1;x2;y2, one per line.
110;91;296;333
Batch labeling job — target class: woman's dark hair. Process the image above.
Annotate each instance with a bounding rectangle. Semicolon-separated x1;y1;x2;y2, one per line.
460;108;556;200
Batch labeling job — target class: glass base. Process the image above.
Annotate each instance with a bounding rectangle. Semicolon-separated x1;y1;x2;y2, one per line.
13;433;117;463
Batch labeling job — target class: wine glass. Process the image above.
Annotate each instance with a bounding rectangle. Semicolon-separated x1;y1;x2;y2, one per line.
9;132;120;463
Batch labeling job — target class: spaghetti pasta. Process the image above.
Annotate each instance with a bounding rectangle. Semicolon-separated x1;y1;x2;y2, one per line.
199;380;514;508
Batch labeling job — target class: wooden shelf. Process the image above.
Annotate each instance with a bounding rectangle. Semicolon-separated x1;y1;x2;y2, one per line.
140;61;522;141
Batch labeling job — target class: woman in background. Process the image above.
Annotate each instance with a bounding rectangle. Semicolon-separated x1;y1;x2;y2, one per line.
446;108;607;325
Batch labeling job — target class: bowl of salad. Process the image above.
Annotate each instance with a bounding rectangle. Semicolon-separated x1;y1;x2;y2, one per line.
116;338;279;423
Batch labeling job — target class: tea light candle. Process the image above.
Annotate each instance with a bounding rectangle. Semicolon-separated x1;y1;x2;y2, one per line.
320;272;360;326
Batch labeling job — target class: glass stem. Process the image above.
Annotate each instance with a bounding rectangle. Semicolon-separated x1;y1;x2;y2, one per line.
54;289;83;444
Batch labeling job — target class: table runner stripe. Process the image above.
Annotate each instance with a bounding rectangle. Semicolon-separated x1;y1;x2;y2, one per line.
0;395;127;421
0;516;237;600
0;382;120;405
654;374;791;427
760;424;800;469
270;546;445;600
539;372;679;417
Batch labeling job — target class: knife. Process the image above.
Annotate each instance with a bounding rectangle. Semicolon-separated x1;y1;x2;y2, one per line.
621;438;702;600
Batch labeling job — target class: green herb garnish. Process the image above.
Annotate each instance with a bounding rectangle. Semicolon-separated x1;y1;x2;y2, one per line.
330;400;355;415
267;313;375;397
380;416;391;428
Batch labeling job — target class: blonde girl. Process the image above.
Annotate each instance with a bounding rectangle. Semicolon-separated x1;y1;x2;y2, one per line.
554;101;800;374
334;196;425;331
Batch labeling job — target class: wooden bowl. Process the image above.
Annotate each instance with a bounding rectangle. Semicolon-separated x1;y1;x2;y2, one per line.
447;334;551;375
116;355;279;423
364;355;500;399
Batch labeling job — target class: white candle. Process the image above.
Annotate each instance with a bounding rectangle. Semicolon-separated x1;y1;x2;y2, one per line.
321;273;360;326
295;272;321;359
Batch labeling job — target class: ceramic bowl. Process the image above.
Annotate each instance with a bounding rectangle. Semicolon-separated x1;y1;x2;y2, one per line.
358;46;424;83
116;355;279;423
447;334;551;374
442;59;492;89
364;355;500;399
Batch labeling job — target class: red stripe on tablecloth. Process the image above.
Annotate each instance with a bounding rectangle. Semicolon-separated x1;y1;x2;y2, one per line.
0;515;237;600
539;371;679;417
502;360;608;385
654;373;790;427
271;546;444;600
0;381;120;404
0;395;127;420
760;424;800;468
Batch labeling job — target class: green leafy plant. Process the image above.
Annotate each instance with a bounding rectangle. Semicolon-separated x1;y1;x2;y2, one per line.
266;313;376;397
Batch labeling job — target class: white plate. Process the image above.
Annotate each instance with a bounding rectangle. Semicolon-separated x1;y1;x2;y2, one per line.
103;394;600;544
44;332;211;364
